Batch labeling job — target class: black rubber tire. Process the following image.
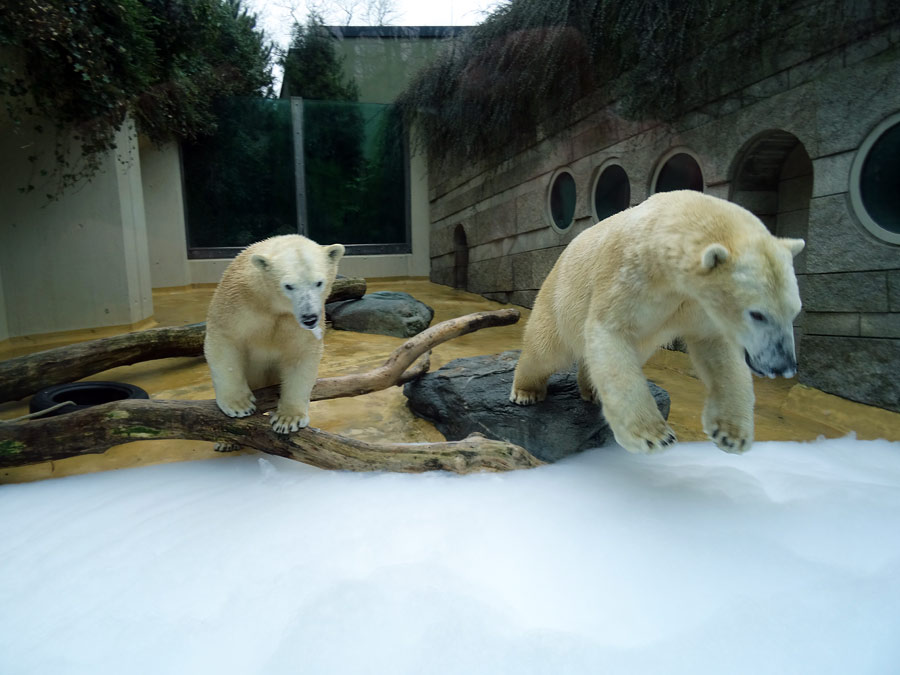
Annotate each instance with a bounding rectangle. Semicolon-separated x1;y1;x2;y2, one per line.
29;381;150;418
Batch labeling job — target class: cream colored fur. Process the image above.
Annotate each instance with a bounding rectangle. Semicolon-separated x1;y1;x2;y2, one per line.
204;235;344;434
511;190;804;454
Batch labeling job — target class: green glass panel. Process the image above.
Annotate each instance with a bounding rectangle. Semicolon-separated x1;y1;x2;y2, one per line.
182;98;296;249
303;100;406;246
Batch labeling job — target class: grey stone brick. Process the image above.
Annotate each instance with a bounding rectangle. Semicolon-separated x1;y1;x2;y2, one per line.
802;272;888;312
430;266;453;288
890;271;900;311
811;153;852;199
803;312;860;336
515;190;547;235
815;56;900;156
508;290;538;309
788;49;843;89
481;292;510;305
429;223;456;258
805;195;900;273
861;313;900;339
468;257;513;294
799;336;900;412
467;199;516;247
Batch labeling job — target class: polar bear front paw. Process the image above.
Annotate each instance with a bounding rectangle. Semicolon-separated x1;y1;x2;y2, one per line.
613;419;677;454
704;418;752;454
270;411;310;434
216;392;257;418
509;386;546;406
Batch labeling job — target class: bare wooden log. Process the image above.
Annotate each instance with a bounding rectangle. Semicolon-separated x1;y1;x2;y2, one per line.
0;323;206;405
0;397;541;473
0;309;540;473
0;276;367;403
311;308;521;401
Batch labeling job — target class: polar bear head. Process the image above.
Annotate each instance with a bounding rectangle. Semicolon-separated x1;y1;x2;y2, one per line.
696;234;804;379
249;235;345;337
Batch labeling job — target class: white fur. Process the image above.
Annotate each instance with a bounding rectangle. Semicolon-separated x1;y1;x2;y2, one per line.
204;235;344;434
510;190;804;455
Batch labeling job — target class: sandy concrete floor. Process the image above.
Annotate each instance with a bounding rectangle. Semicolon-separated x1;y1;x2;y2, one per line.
2;279;898;483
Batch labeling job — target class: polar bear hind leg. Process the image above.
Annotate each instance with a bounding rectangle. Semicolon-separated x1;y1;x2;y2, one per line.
510;300;574;405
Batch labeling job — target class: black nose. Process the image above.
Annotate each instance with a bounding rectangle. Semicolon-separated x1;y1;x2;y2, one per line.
301;313;318;328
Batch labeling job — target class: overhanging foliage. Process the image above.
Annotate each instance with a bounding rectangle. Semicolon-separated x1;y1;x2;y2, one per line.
398;0;899;168
0;0;273;196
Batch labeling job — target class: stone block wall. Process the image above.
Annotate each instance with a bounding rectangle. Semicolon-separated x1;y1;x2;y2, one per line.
427;20;900;412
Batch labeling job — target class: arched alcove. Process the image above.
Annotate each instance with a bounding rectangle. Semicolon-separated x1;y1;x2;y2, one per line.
453;224;469;290
730;130;813;263
652;149;704;194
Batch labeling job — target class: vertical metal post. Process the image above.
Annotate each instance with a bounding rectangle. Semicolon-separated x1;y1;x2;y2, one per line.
291;97;308;236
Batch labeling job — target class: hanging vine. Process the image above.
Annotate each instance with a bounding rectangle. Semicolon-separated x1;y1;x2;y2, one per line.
397;0;899;169
0;0;273;198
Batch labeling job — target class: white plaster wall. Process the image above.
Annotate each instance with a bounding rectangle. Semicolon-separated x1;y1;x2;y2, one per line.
116;120;154;323
141;141;190;288
0;116;154;337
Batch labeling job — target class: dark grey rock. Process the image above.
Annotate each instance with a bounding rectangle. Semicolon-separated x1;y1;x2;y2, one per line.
326;291;434;338
799;336;900;413
403;351;671;463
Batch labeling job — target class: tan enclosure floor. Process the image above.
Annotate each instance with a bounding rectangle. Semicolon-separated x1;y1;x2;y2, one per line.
2;279;898;483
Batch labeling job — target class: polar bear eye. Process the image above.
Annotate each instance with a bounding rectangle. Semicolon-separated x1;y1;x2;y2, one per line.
316;281;323;288
284;283;295;291
749;311;767;323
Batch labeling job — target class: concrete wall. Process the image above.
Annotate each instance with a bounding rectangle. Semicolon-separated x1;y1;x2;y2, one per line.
428;23;900;411
0;116;154;338
141;140;190;288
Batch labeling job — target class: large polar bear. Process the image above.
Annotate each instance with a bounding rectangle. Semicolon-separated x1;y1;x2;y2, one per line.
204;234;344;434
510;190;805;455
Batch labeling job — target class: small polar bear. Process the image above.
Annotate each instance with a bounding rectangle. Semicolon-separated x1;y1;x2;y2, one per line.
510;190;805;455
204;234;345;434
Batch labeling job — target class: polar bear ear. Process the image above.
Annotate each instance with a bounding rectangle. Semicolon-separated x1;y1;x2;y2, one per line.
325;244;345;263
700;243;729;271
250;254;270;271
781;238;806;258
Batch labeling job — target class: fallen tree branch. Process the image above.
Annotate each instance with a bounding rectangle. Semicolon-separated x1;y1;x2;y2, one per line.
0;277;367;404
0;309;540;474
0;397;541;473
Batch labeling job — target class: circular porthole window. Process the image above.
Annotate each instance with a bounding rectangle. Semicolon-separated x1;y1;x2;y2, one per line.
592;163;630;222
850;113;900;245
547;169;577;231
653;150;704;193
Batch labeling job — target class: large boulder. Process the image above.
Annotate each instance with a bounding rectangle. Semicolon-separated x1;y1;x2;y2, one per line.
326;291;434;338
403;351;671;463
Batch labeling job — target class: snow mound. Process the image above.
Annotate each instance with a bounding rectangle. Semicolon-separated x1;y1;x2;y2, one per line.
2;437;899;674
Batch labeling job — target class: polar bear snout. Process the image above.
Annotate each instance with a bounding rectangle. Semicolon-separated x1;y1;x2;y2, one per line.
744;344;797;379
299;312;320;329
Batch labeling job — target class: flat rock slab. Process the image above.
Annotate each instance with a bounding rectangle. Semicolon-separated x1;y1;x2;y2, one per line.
326;291;434;338
403;351;671;463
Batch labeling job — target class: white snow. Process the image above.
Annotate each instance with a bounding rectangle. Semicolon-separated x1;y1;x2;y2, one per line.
2;437;900;674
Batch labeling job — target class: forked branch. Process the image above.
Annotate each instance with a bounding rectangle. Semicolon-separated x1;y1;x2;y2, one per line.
0;309;542;473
